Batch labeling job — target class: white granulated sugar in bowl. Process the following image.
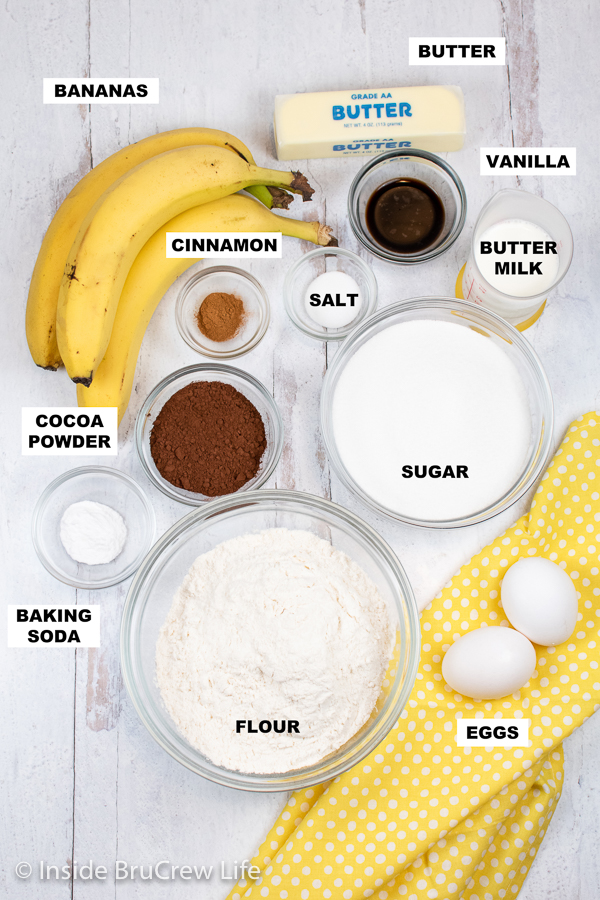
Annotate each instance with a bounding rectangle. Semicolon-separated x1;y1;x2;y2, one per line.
155;528;394;774
331;319;532;521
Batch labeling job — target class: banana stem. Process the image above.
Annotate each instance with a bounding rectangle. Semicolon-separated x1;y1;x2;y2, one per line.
249;167;315;201
235;186;296;210
245;185;274;208
266;186;294;209
225;146;294;210
279;218;337;246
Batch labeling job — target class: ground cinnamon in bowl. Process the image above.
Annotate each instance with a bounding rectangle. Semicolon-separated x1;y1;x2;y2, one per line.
149;381;267;496
196;292;245;342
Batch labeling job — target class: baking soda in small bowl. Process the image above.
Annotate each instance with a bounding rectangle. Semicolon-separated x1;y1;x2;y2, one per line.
60;500;128;565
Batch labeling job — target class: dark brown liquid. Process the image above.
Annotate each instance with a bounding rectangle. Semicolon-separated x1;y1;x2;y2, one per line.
366;178;445;253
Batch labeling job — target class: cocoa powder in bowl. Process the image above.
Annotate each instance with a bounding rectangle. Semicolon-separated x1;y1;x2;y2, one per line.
149;381;267;496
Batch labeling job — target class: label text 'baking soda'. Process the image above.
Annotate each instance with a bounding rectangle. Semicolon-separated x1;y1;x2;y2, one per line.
7;607;100;647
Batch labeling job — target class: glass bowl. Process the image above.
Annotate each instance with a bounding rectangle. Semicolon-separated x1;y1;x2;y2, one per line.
32;466;156;589
175;266;270;358
321;297;554;529
135;364;283;506
348;148;467;264
120;489;420;791
283;246;378;341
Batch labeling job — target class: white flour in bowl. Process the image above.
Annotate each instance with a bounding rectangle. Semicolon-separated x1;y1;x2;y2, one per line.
155;528;394;774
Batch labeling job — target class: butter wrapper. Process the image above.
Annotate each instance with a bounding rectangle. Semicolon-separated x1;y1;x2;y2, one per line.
274;85;466;160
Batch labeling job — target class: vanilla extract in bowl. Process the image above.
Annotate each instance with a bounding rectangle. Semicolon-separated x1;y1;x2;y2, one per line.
365;178;445;254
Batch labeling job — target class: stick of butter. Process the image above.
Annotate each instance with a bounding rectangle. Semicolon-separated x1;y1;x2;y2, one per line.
274;85;466;160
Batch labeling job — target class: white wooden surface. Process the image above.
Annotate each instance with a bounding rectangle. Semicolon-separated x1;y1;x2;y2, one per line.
2;0;599;897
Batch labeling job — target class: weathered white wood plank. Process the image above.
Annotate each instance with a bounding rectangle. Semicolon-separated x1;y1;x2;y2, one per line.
0;0;91;896
511;0;600;895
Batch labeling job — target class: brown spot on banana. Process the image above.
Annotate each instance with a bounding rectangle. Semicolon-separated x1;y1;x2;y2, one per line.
73;373;93;387
225;142;250;163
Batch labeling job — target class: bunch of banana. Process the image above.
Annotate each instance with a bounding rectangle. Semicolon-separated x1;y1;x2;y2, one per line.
26;127;293;371
57;144;315;386
26;126;337;423
77;193;336;422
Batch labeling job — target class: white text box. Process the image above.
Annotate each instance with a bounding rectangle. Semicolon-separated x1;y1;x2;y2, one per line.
43;78;159;104
409;38;505;65
8;606;100;648
456;718;530;747
22;407;117;456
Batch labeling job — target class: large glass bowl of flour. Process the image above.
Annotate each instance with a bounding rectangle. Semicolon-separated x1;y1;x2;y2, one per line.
321;297;553;528
121;490;420;791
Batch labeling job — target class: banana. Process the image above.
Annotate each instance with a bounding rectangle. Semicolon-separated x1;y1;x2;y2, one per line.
77;193;335;422
26;127;291;371
57;145;314;386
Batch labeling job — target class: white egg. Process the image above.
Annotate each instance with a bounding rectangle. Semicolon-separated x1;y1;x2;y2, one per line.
441;626;536;700
304;271;362;328
501;557;578;646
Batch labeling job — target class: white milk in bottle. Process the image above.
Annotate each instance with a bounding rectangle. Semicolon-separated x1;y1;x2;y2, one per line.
460;190;573;329
474;218;560;297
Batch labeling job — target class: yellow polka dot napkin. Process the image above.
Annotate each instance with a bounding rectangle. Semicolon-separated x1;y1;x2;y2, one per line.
228;412;600;900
